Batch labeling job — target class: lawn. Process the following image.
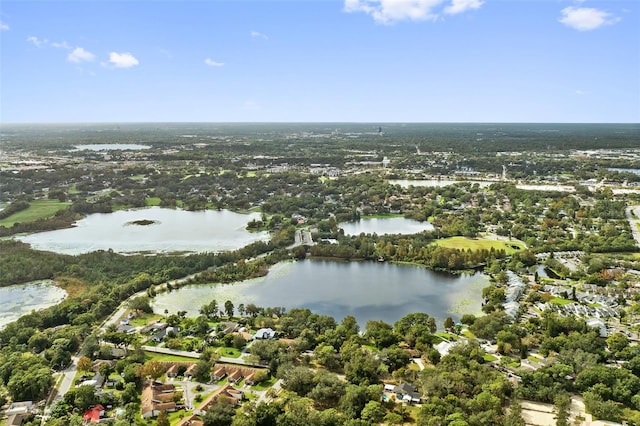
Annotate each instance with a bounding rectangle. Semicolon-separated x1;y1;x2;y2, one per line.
433;236;527;254
361;213;404;219
129;312;163;327
168;410;190;426
144;352;199;362
251;377;276;391
145;197;162;206
483;354;498;362
216;347;242;358
549;297;573;306
0;199;71;227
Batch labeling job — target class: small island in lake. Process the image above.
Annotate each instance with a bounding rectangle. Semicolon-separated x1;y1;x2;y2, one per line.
128;219;158;226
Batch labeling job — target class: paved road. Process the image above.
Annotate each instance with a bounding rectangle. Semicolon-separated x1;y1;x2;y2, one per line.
43;355;79;421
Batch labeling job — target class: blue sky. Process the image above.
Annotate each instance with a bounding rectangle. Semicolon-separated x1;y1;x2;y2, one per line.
1;0;638;123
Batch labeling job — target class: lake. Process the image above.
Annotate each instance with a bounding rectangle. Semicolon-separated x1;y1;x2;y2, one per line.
152;260;488;328
16;207;270;255
72;144;151;151
0;281;67;330
340;217;434;236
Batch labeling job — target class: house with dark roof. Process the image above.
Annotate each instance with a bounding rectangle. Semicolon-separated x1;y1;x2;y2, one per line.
254;328;277;340
394;383;421;404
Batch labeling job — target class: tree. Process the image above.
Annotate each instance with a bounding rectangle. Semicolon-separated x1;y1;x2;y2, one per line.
314;343;340;370
7;363;54;401
121;382;139;404
340;384;381;420
361;400;384;423
156;410;170;426
77;356;93;372
225;300;235;319
72;385;97;411
444;317;455;332
282;366;316;397
193;360;213;383
200;299;219;319
139;360;166;380
344;349;384;386
308;370;346;409
245;303;262;317
129;295;153;314
203;400;236;426
232;335;247;350
553;392;570;426
503;399;526;426
365;320;398;349
606;332;629;357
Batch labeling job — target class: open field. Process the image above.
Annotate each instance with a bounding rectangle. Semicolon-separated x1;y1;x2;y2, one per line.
433;236;526;254
144;352;200;363
0;199;71;227
145;197;162;206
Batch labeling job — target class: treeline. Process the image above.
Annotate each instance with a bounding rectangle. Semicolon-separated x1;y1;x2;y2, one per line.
309;232;507;271
0;200;29;219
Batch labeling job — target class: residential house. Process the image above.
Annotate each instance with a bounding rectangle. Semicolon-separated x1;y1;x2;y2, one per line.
78;372;105;389
141;322;168;334
209;364;265;385
141;381;178;418
5;402;34;426
254;328;277;340
211;365;227;381
166;364;179;378
394;383;421;404
116;324;136;334
184;363;197;378
82;404;105;424
193;384;243;416
176;415;205;426
153;326;177;342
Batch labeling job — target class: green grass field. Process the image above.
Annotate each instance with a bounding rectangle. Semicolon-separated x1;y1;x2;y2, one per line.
433;236;526;254
128;312;163;327
145;197;162;206
144;352;199;362
0;199;71;227
216;347;242;358
549;297;573;305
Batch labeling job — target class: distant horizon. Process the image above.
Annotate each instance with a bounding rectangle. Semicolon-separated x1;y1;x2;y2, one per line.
1;121;639;125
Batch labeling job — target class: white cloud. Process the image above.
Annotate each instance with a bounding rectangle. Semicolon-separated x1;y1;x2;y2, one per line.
204;58;224;67
344;0;445;24
559;6;620;31
575;89;586;95
27;36;48;47
0;21;9;31
68;47;95;63
51;41;71;49
444;0;483;15
250;31;269;40
108;52;139;68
